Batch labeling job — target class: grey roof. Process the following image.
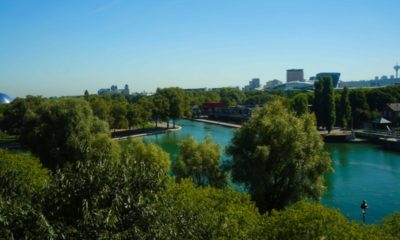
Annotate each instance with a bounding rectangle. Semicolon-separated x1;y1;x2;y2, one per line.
372;117;391;124
386;103;400;112
0;92;13;104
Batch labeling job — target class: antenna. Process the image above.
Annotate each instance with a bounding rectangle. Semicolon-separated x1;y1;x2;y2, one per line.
394;63;400;79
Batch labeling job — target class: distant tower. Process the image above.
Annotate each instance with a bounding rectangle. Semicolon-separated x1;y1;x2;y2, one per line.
395;63;400;79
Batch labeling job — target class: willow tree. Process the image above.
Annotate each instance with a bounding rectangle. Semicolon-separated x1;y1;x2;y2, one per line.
173;136;228;188
227;101;332;213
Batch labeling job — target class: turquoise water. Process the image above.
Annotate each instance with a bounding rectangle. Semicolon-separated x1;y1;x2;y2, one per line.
140;119;400;223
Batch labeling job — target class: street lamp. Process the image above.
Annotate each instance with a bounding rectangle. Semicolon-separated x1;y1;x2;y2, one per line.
360;200;368;223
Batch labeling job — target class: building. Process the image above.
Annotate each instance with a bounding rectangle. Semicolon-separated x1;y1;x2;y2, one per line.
316;72;341;88
264;79;283;90
383;103;400;123
287;69;304;82
272;81;314;91
243;78;262;91
0;92;13;104
249;78;260;89
184;88;207;93
98;84;130;96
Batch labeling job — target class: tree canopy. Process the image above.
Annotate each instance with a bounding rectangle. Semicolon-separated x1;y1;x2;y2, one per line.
173;136;228;188
19;98;109;169
227;100;332;213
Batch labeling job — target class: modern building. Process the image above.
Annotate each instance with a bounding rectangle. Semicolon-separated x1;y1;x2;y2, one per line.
98;84;130;96
243;78;262;91
0;92;13;104
249;78;260;89
316;72;341;88
264;79;283;90
272;81;314;91
287;69;304;82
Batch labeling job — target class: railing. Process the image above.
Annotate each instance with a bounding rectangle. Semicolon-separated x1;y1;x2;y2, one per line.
354;129;400;139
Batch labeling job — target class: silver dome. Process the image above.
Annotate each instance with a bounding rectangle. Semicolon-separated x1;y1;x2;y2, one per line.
0;92;13;104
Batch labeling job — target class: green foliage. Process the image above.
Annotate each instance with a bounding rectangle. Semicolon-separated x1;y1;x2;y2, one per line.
379;212;400;238
152;92;170;127
152;180;262;239
0;149;49;201
111;98;129;130
219;87;246;106
88;95;113;124
321;77;336;133
19;98;109;169
291;93;308;116
314;80;324;127
366;89;396;112
0;96;44;135
173;135;228;188
0;199;55;239
127;103;143;129
261;201;376;239
339;87;352;128
156;87;189;127
227;101;332;213
349;90;370;128
43;139;170;238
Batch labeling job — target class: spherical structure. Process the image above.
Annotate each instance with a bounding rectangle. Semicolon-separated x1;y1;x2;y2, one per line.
0;92;13;104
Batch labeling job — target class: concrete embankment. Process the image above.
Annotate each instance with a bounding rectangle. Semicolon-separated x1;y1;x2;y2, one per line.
190;118;241;128
112;125;182;140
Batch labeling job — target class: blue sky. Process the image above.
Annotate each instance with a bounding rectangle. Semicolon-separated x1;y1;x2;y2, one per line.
1;0;399;97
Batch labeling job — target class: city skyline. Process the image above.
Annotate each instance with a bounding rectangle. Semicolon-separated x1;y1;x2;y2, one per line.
1;0;400;97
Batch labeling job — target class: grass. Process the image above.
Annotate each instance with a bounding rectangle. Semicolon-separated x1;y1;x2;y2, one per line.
0;132;17;144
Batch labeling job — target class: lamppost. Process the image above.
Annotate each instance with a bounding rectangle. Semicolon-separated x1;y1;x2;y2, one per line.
360;200;368;223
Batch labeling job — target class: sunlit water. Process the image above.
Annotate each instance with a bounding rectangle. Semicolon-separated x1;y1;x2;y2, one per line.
138;119;400;223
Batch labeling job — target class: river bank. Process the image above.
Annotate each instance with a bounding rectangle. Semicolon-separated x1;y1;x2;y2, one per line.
112;124;182;140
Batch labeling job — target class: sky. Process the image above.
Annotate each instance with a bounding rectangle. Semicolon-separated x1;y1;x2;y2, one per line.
1;0;400;97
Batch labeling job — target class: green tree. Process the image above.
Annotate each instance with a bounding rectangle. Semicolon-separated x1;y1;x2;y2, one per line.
219;87;245;106
261;201;375;239
152;93;170;128
349;89;370;128
314;80;323;127
137;97;154;128
339;87;352;128
173;136;228;188
0;149;49;201
126;103;144;129
156;87;188;128
43;139;170;238
379;212;400;239
321;77;336;133
110;99;128;130
0;199;55;239
152;180;262;239
88;95;112;125
0;96;44;134
227;101;332;213
291;93;309;116
19;98;109;170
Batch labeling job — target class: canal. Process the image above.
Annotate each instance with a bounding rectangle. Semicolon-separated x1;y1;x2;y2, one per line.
140;119;400;223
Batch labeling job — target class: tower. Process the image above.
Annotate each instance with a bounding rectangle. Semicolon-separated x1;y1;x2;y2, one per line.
394;63;400;79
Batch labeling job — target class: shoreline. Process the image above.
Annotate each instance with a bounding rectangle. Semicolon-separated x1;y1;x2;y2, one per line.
190;118;241;128
112;125;182;140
